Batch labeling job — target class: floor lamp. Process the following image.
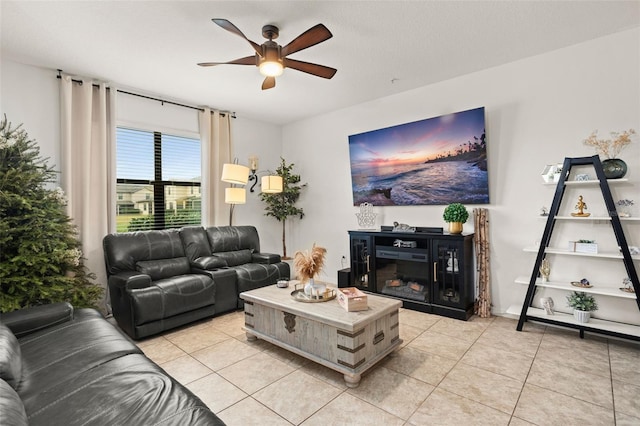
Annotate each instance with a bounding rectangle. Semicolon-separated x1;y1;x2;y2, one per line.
221;162;249;226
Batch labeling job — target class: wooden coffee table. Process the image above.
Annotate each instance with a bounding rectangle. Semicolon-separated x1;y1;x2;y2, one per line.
240;282;402;387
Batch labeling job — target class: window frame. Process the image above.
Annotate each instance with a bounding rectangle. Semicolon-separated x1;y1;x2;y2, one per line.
115;125;202;231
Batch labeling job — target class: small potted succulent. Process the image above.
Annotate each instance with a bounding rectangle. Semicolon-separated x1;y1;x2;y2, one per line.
443;203;469;234
566;291;598;323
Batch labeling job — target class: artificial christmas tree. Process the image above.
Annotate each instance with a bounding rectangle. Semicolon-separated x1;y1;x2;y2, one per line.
0;116;103;312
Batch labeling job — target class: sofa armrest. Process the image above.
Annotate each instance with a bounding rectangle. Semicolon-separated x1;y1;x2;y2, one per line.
192;256;227;271
0;302;74;338
252;253;282;264
109;271;152;291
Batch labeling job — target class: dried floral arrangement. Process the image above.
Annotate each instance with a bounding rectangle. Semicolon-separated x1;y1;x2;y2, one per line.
583;128;636;159
294;244;327;282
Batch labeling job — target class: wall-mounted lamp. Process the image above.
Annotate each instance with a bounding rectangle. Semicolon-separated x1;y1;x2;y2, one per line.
246;155;283;194
261;175;283;193
247;155;259;192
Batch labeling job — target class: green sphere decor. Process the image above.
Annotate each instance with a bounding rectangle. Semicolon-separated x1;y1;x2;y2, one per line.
443;203;469;223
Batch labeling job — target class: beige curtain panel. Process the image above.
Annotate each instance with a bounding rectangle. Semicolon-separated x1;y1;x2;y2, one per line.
59;74;116;312
199;108;231;226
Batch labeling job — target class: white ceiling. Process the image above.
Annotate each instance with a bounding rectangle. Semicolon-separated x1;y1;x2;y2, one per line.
2;1;639;125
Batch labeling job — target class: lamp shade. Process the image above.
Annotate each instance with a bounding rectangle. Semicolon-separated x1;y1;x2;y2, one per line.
225;187;246;204
221;163;249;185
261;175;283;193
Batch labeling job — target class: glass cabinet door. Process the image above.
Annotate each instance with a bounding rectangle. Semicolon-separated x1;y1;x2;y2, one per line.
432;240;463;308
350;235;372;290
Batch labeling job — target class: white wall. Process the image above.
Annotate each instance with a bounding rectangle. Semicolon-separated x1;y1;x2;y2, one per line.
282;28;640;319
1;61;61;177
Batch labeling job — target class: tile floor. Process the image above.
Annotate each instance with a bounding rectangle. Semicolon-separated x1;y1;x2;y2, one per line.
134;308;640;425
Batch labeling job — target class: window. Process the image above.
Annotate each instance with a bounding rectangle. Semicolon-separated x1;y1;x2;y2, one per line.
116;127;201;232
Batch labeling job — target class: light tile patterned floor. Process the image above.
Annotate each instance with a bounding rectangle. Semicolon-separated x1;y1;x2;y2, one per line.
134;309;640;425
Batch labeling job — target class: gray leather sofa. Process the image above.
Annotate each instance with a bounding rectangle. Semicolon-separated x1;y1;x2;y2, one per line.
0;302;223;425
103;225;288;339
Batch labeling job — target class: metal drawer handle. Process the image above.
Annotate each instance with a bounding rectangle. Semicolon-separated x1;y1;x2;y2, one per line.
373;331;384;345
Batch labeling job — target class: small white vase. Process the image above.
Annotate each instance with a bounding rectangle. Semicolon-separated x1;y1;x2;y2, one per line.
304;278;326;297
304;278;319;296
573;309;591;323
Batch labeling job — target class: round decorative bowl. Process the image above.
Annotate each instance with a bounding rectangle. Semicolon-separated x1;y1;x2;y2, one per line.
276;280;289;288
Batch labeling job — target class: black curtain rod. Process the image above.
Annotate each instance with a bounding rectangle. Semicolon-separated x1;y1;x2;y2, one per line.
56;70;236;118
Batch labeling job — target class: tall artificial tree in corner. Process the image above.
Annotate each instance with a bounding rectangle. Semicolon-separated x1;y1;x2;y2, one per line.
260;157;307;259
0;116;103;313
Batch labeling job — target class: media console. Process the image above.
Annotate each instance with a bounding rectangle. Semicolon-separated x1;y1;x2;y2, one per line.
342;230;475;320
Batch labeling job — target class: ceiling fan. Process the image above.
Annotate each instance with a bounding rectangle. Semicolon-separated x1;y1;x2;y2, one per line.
198;19;337;90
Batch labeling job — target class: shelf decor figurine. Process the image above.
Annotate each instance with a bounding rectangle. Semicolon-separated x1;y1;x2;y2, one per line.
621;277;635;293
571;195;590;217
583;128;636;179
616;199;634;217
539;259;551;282
443;203;469;234
356;202;377;229
540;297;554;315
566;291;598;323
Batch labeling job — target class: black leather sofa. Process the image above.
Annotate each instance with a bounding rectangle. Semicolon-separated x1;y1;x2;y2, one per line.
0;302;224;425
103;225;289;339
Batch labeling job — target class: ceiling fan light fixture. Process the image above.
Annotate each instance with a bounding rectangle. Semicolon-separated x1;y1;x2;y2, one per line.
259;59;284;77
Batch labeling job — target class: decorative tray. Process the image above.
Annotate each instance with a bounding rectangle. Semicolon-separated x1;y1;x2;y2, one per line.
290;283;337;303
571;281;593;288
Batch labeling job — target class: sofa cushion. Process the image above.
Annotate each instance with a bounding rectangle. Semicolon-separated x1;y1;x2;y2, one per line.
16;309;142;406
136;257;191;281
0;324;22;390
205;225;260;252
130;275;215;325
234;263;284;294
180;226;212;261
0;379;28;426
23;353;221;426
103;229;186;275
214;249;253;267
192;256;227;270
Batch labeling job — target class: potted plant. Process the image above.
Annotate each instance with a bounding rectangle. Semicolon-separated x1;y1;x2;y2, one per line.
566;291;598;323
442;203;469;234
260;158;307;259
583;128;636;179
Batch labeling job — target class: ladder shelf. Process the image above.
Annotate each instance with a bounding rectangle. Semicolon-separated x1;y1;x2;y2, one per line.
516;155;640;341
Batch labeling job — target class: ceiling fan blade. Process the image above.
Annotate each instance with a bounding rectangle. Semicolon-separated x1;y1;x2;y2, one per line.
262;76;276;90
198;56;257;67
284;58;337;79
281;24;332;57
212;18;262;56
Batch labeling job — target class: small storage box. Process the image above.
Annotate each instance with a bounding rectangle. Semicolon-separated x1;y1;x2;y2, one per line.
337;287;368;312
568;241;598;254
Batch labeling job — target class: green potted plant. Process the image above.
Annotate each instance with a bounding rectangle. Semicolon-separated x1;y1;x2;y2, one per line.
260;157;307;259
566;291;598;323
442;203;469;234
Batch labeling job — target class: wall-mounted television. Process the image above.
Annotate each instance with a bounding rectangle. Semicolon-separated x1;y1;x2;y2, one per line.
348;106;488;206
